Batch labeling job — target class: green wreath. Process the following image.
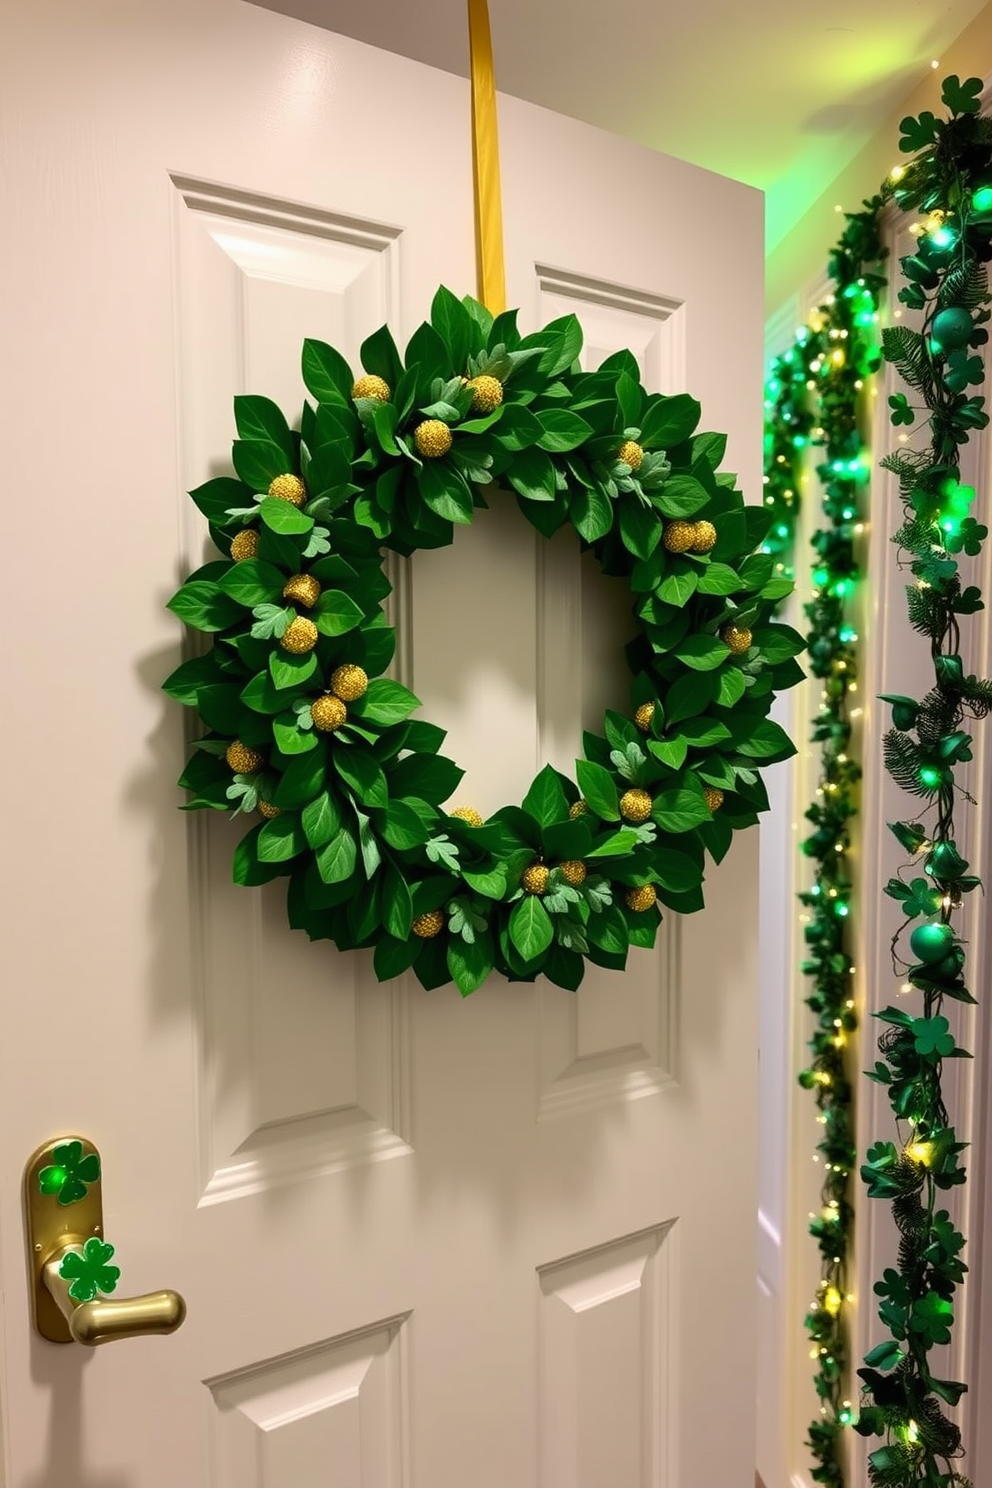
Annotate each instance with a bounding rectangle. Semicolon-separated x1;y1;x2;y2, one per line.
165;288;803;994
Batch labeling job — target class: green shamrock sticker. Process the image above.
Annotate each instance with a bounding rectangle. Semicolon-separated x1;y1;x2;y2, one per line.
59;1238;120;1303
38;1141;101;1206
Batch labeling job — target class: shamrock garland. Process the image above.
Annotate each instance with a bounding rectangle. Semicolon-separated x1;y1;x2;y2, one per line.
166;290;803;994
854;75;992;1488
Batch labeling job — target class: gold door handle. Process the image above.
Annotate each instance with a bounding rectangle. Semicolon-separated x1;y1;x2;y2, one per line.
24;1135;187;1345
42;1246;186;1346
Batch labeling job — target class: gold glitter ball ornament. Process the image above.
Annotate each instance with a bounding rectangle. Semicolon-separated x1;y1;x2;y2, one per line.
330;663;368;702
559;860;587;887
280;616;319;654
414;419;453;459
569;799;589;819
721;624;752;655
634;701;656;732
521;863;550;895
618;439;644;472
226;740;264;774
663;520;697;553
620;788;653;824
692;520;717;553
268;474;306;506
451;806;484;827
412;909;445;939
625;883;657;913
257;799;281;819
310;695;348;732
703;786;724;812
230;529;259;562
283;573;322;609
351;374;391;402
467;374;503;414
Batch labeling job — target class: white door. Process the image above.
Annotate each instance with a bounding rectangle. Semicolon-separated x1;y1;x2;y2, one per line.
0;4;765;1485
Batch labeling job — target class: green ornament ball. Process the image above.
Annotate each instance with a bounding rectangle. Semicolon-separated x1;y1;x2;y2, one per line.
909;921;956;965
931;307;973;352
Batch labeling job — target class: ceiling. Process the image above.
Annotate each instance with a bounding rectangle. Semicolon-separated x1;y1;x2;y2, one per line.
251;0;988;251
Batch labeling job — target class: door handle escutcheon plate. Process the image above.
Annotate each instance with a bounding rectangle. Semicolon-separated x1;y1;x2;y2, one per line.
24;1135;186;1345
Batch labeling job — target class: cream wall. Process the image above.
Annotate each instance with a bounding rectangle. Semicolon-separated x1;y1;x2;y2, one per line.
767;2;992;316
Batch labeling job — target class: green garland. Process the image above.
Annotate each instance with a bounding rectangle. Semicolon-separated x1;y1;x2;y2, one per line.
855;75;992;1487
764;203;886;1484
798;202;887;1486
166;290;802;994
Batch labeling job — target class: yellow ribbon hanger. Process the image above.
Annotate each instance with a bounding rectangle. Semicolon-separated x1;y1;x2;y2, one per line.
467;0;506;316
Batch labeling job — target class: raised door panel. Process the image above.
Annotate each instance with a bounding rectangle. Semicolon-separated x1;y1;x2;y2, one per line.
172;180;413;1200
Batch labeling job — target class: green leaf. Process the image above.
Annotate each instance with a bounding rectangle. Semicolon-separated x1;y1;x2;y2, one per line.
315;827;357;884
359;323;404;386
335;747;388;808
536;315;583;377
679;716;731;747
571;484;614;541
269;649;317;690
418;459;474;523
313;589;364;636
509;895;554;962
358;679;420;725
167;581;243;633
273;713;318;754
640;393;700;447
431;285;472;373
383;865;413;940
274;752;326;808
575;759;620;821
302;791;342;849
619;497;662;558
302;338;354;404
233;439;295;491
654;474;709;519
649;737;689;770
234;395;294;461
507;446;557;502
656;568;697;605
258;495;314;535
752;624;805;664
535;408;593;452
163;653;222;705
218;559;285;606
696;563;741;596
736;719;796;761
494;404;543;451
716;668;746;707
586;828;641;859
447;931;495;996
675;634;730;671
189;476;253;525
653;782;711;833
380;799;431;849
257;814;307;862
522;765;570;828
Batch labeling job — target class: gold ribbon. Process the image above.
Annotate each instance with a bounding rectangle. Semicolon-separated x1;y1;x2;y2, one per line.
468;0;506;315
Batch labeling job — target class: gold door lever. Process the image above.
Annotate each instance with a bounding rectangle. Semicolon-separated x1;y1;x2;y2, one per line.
24;1136;187;1345
42;1246;185;1345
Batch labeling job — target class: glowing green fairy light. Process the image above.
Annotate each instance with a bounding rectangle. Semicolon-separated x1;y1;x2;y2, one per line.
972;184;992;213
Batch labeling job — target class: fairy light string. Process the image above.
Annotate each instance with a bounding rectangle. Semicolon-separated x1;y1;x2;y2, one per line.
791;202;886;1488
